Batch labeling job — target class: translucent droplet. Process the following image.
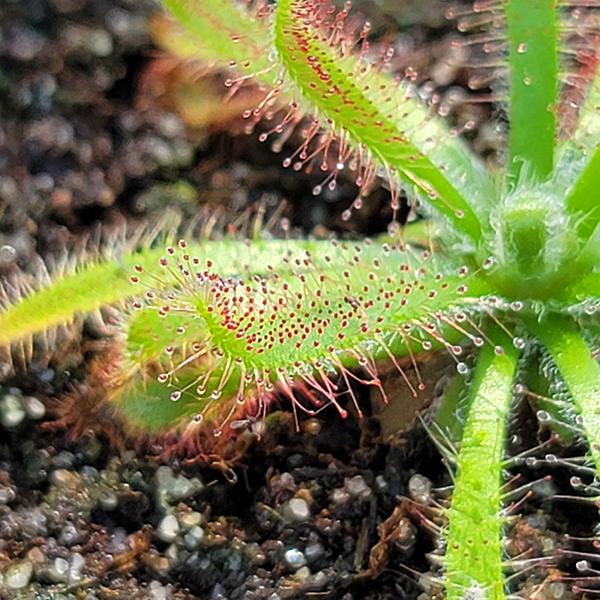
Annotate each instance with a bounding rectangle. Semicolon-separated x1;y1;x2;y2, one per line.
170;391;181;402
312;185;322;195
517;42;527;53
457;362;469;375
524;76;532;85
422;341;432;350
158;374;168;383
483;257;494;270
211;390;222;400
513;337;525;349
536;410;551;423
571;476;583;489
473;337;484;347
577;560;591;573
494;345;504;355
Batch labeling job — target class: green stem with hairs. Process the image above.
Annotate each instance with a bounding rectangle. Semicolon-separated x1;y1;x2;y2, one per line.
444;326;519;600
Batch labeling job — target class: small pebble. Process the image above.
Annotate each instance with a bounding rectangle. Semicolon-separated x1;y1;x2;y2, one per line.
0;394;26;428
330;488;350;505
180;511;202;529
345;475;372;501
5;560;33;590
69;553;85;583
211;583;228;600
23;396;45;420
22;508;47;538
282;498;311;522
375;475;389;493
183;525;205;550
49;468;80;488
157;514;180;543
0;176;18;203
98;489;119;510
295;566;311;582
59;522;81;546
284;548;307;570
408;474;432;503
53;450;75;469
26;547;45;565
304;542;325;563
49;557;70;583
149;580;169;600
0;484;16;505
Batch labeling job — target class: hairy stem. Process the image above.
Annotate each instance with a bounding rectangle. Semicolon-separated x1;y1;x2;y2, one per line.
525;313;600;475
444;326;519;600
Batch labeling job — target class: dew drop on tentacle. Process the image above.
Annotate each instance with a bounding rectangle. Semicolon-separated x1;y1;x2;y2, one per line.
536;410;551;423
170;391;181;402
457;362;469;375
513;337;525;349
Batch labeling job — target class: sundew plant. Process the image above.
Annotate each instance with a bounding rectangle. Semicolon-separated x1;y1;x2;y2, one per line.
3;0;600;598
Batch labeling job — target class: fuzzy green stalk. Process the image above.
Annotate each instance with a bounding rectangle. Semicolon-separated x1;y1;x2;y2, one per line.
444;326;519;600
525;314;600;475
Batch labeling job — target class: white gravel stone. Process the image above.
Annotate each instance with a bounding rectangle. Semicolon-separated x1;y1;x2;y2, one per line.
345;475;372;501
157;514;180;543
0;394;26;428
5;560;33;590
69;552;85;583
49;557;69;582
183;525;205;550
330;488;350;505
284;548;307;570
408;474;432;503
23;396;45;420
282;498;310;522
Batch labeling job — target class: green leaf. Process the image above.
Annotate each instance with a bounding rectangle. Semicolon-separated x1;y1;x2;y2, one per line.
0;240;369;348
505;0;558;183
273;0;485;243
160;0;277;84
565;145;600;243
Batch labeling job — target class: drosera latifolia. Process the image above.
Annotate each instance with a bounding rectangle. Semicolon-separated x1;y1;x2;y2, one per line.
2;0;600;598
